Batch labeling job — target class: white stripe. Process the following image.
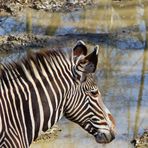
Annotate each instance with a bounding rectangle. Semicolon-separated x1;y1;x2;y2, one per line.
5;138;12;148
0;131;5;143
22;63;42;139
38;59;55;126
49;57;65;121
50;55;74;119
0;86;8;132
78;111;92;123
31;60;54;131
9;128;19;148
57;54;74;85
6;67;26;148
0;101;2;133
10;67;29;147
4;69;23;147
43;58;59;126
1;80;21;148
14;69;28;101
17;65;35;144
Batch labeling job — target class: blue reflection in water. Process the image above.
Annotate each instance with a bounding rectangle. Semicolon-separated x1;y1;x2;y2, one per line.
0;17;26;35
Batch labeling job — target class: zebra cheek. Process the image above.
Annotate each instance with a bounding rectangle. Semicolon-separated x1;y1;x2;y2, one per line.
108;113;116;130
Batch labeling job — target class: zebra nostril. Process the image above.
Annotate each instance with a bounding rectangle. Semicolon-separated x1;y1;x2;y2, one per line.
95;132;107;143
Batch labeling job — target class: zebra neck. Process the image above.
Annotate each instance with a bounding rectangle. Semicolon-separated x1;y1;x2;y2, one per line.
20;51;74;142
0;50;75;145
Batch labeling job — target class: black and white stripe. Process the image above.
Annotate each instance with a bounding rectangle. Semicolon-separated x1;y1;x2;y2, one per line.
0;41;115;147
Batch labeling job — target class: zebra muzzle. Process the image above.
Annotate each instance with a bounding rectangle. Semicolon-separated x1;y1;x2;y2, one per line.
94;129;115;144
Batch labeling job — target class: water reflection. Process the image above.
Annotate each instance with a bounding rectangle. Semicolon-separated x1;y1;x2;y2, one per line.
26;11;32;34
133;46;148;137
0;0;148;37
136;0;146;47
0;51;26;63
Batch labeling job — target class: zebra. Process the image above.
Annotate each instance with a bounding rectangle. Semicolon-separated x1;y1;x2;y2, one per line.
0;41;115;148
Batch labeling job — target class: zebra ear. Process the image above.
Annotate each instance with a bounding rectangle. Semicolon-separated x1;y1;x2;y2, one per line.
83;45;99;73
73;40;87;57
73;45;99;82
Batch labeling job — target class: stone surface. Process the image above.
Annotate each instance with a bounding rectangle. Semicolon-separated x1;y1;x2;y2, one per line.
0;0;94;15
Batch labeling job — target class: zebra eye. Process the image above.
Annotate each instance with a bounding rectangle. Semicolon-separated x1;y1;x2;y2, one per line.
90;90;98;97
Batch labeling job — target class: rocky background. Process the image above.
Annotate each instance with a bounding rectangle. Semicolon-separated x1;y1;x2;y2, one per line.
0;0;94;15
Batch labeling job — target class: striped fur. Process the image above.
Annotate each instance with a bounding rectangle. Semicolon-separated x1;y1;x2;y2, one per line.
0;41;115;147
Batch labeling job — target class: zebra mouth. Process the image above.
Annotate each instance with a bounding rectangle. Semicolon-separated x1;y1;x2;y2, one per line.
81;123;115;143
94;130;115;144
94;132;109;143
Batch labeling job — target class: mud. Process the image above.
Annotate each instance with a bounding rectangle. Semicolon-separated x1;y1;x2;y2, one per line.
34;125;61;143
0;24;146;53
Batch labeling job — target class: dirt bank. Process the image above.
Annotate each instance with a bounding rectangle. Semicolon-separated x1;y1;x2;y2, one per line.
0;0;94;15
0;24;146;53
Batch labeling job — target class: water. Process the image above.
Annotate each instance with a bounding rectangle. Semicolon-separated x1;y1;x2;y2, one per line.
0;1;148;36
0;0;148;148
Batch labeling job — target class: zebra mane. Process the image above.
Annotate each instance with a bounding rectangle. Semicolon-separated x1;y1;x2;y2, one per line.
0;49;65;81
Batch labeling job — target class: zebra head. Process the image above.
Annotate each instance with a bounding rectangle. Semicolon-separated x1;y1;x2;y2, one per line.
65;41;115;144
